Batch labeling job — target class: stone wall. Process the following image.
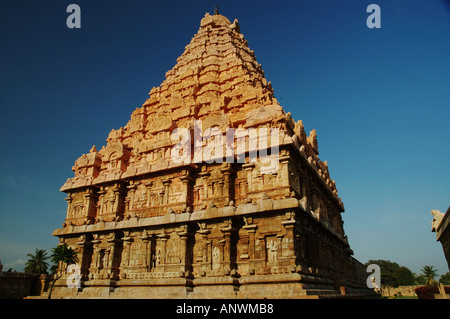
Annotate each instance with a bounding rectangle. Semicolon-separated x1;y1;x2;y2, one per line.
382;285;420;297
432;207;450;271
0;272;52;299
48;203;375;299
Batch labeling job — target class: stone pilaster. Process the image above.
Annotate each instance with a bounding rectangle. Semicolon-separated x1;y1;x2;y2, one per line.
76;235;92;281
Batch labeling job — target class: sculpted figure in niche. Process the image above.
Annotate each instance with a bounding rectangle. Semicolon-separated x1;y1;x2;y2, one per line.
212;182;220;196
266;238;278;262
104;198;112;214
97;250;104;269
212;246;220;270
103;250;110;268
166;240;180;263
73;204;84;217
240;238;249;259
150;192;158;207
134;185;147;208
155;249;161;266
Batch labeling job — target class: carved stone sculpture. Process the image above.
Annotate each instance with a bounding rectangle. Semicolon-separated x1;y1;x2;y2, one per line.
50;11;373;299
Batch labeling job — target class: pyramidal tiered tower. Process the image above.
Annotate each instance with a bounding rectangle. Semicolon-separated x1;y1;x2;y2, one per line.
52;12;373;298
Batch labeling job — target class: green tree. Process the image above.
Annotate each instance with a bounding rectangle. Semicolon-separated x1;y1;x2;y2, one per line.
47;244;79;299
365;259;418;289
394;266;415;285
366;259;399;287
414;273;426;285
421;265;438;287
50;263;59;275
24;249;49;274
439;272;450;285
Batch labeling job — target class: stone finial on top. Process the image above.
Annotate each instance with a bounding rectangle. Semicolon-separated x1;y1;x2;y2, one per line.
230;18;240;33
294;120;307;145
90;145;97;153
307;129;319;155
431;209;445;232
200;11;231;28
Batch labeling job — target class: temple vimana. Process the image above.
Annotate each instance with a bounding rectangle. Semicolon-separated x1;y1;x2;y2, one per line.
51;11;374;298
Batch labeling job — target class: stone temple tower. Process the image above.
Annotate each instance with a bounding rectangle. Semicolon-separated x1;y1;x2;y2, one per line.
52;11;374;298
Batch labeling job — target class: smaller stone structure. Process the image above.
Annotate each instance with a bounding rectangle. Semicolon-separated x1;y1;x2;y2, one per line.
431;207;450;270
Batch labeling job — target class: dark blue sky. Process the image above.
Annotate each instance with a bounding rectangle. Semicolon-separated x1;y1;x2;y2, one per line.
0;0;449;276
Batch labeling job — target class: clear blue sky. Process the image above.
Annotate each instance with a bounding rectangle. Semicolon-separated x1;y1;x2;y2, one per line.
0;0;449;277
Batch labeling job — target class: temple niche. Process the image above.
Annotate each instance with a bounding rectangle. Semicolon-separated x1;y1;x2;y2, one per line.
51;11;375;299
